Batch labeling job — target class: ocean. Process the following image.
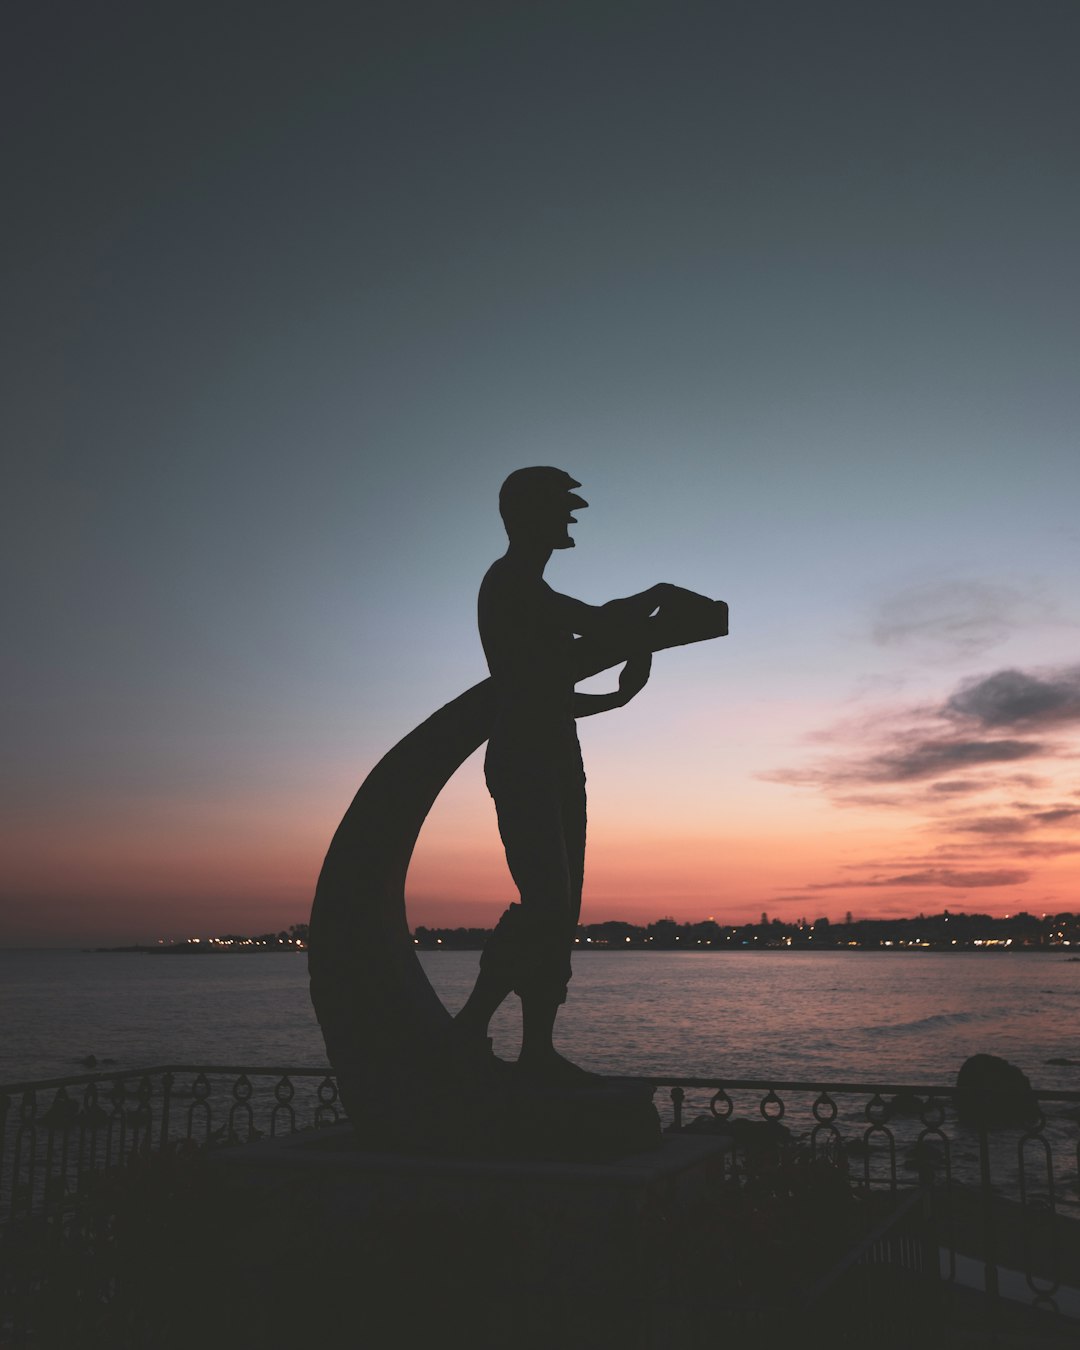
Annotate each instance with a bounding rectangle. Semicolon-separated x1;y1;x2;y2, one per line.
3;947;1078;1091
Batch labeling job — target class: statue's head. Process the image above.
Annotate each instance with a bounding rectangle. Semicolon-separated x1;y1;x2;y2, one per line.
498;467;588;550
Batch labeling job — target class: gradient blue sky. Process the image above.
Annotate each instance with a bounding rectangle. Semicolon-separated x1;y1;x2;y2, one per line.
3;1;1079;944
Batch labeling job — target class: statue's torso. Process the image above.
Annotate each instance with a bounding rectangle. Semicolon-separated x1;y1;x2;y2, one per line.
478;559;579;764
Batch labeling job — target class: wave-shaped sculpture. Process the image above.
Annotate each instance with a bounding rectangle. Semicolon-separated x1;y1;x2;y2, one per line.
308;600;727;1152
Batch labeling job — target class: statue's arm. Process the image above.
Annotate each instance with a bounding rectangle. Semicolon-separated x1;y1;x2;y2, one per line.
550;582;719;636
548;581;707;637
573;651;652;718
571;591;727;688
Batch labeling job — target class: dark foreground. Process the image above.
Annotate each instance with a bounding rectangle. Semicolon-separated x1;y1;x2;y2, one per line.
2;1065;1078;1348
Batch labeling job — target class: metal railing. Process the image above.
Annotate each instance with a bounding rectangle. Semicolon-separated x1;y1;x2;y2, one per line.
2;1066;1078;1329
653;1075;1080;1327
0;1064;343;1225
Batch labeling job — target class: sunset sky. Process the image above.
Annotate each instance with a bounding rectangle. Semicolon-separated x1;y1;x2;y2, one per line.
4;2;1079;945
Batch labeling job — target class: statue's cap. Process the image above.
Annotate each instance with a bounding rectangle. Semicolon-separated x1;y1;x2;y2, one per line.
499;467;582;518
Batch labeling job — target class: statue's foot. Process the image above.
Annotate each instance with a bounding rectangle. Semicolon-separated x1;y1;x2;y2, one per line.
452;1018;517;1083
516;1049;603;1087
452;1011;496;1056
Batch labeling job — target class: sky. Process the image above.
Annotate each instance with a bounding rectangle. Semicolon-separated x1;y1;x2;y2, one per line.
3;1;1079;946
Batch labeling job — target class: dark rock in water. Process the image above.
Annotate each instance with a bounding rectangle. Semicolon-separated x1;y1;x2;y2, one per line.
681;1114;726;1135
1045;1057;1080;1066
903;1140;945;1175
684;1114;791;1158
887;1091;925;1118
80;1055;98;1069
956;1053;1039;1128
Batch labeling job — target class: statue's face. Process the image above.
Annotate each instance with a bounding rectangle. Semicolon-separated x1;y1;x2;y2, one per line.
500;467;588;549
554;487;589;549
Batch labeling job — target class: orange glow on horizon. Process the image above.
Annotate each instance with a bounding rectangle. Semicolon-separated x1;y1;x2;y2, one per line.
2;721;1077;944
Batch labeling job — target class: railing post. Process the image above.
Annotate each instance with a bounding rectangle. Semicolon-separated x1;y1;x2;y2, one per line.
0;1090;9;1220
159;1071;174;1151
977;1119;1000;1306
670;1086;684;1131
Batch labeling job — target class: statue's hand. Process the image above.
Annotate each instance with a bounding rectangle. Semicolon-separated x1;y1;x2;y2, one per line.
657;583;717;613
617;650;652;705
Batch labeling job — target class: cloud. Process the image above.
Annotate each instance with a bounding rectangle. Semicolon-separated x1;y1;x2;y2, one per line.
1015;841;1080;859
952;817;1030;835
1031;807;1080;825
922;773;1045;798
761;661;1080;903
762;736;1045;792
805;867;1030;890
861;738;1044;784
946;667;1080;729
831;792;905;808
942;804;1080;838
763;664;1080;798
871;580;1034;659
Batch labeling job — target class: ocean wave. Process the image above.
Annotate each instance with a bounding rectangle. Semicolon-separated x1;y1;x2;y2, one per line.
869;1009;984;1036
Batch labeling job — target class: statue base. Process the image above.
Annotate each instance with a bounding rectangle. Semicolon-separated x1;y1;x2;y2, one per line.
345;1071;662;1162
502;1073;661;1161
204;1126;732;1347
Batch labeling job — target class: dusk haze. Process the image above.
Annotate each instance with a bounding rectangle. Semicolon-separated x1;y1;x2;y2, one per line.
4;1;1079;948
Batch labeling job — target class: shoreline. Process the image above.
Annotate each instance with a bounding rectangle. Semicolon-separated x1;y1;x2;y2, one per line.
88;943;1080;957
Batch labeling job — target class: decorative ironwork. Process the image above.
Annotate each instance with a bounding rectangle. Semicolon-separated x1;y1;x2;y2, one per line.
314;1075;341;1128
0;1065;351;1228
650;1074;1080;1328
271;1074;296;1136
708;1085;732;1120
1018;1117;1059;1311
809;1089;843;1162
759;1088;784;1121
2;1065;1077;1335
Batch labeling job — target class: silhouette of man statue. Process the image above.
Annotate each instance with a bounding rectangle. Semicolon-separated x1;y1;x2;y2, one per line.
455;467;712;1082
310;463;725;1154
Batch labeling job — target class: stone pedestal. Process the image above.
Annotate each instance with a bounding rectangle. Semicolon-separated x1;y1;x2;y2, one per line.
203;1127;733;1349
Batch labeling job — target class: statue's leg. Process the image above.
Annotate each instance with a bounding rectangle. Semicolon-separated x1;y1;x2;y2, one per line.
472;760;597;1080
493;781;575;992
518;766;595;1080
564;769;586;933
457;739;569;1029
454;957;514;1042
457;773;573;1040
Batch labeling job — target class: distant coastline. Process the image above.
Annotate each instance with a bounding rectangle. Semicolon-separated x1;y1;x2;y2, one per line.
96;910;1080;955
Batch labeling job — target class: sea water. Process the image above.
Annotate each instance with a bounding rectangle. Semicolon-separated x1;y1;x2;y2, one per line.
3;947;1078;1091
